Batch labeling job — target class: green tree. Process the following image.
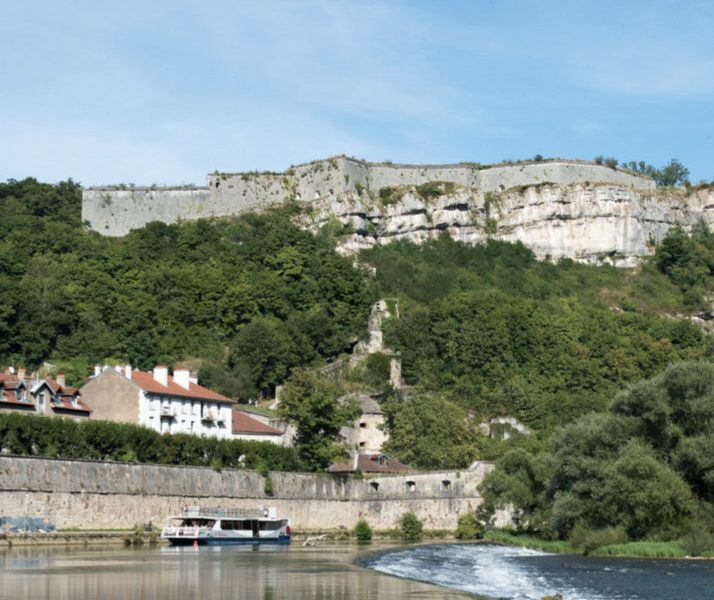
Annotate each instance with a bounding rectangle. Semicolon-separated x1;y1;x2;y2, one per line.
657;159;690;187
381;393;484;469
278;370;359;471
481;361;713;541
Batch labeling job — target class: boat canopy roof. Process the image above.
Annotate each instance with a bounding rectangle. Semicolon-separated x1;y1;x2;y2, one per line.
170;506;282;520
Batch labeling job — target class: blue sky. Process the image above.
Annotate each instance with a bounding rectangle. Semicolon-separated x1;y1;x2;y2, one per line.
1;0;712;186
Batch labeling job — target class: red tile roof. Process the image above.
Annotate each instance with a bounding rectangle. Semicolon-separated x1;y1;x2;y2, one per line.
39;377;92;413
328;453;411;474
129;370;233;404
0;373;91;414
231;409;283;436
0;374;32;407
0;374;22;390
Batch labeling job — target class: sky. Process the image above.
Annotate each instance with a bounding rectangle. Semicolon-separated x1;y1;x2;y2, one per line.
1;0;712;186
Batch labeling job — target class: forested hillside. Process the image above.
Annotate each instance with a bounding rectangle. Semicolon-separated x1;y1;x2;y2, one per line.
3;178;714;454
0;178;373;396
364;235;714;433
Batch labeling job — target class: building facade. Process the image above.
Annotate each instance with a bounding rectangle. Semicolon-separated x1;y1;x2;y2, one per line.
339;394;388;454
81;365;233;438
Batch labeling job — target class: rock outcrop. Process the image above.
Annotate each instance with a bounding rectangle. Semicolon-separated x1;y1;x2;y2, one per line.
82;156;714;266
302;183;714;266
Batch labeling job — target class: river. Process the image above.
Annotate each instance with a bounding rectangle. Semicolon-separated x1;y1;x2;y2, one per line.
0;542;470;600
364;542;714;599
2;542;713;599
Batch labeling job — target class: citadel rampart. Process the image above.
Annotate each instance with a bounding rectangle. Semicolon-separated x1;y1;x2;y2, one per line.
0;456;492;530
82;156;654;237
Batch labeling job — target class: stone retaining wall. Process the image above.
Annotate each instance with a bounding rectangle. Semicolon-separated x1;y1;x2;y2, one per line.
0;456;492;530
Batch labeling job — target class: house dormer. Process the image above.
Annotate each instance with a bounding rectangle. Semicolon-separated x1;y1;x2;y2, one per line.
0;371;36;412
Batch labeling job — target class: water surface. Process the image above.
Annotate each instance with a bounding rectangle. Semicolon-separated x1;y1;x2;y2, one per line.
364;543;714;600
0;543;472;600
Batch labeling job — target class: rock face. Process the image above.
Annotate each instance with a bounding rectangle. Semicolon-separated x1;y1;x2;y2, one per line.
303;183;714;267
82;156;714;266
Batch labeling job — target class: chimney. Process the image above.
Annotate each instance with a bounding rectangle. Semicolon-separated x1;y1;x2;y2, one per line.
174;369;190;390
189;371;198;385
94;365;101;377
56;372;65;388
124;364;132;380
17;367;26;380
153;365;168;387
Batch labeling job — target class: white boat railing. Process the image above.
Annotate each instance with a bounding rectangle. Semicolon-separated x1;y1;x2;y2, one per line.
181;506;270;519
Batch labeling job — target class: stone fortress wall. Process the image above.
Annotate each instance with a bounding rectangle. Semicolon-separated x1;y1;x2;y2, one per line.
0;456;493;530
82;156;654;237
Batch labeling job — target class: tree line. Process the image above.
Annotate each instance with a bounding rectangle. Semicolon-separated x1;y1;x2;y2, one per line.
0;178;373;397
478;361;714;545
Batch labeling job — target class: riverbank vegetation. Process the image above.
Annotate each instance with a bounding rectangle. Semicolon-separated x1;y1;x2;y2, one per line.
478;362;714;555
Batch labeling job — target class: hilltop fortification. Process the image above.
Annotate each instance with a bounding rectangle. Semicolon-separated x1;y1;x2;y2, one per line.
82;156;653;236
82;156;714;266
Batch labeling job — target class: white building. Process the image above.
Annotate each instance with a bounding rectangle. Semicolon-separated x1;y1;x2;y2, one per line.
80;365;233;439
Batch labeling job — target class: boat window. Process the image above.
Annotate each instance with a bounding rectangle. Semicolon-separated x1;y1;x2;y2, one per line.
181;518;212;527
221;520;251;530
259;521;281;530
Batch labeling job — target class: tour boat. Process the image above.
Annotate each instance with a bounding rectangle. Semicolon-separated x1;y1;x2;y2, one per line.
161;506;291;546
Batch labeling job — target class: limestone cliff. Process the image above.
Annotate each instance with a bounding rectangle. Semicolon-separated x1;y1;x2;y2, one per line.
82;156;714;266
301;183;714;267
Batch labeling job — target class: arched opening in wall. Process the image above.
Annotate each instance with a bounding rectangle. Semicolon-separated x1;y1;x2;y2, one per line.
442;480;451;490
359;422;367;429
406;481;416;492
369;481;379;493
359;441;366;448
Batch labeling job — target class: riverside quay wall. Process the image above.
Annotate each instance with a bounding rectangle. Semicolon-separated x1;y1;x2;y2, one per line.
0;456;493;530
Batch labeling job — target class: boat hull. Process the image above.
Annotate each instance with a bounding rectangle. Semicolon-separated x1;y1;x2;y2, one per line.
165;535;291;546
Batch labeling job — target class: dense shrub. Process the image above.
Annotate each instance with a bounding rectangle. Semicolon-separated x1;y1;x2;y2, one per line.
353;518;373;542
399;511;423;541
455;513;484;540
365;235;713;435
568;524;628;554
0;413;301;471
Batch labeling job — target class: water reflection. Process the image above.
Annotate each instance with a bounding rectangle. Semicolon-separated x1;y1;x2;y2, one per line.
0;543;471;600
